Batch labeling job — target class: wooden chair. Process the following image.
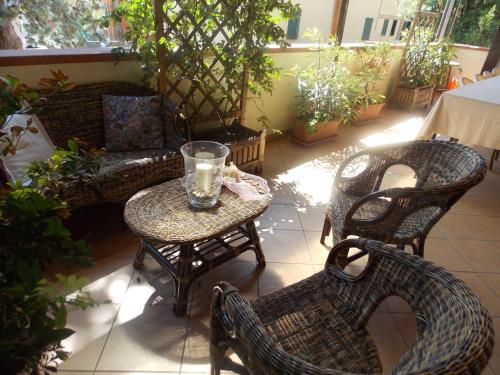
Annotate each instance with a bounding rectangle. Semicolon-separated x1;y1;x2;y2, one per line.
459;77;474;86
483;70;493;78
475;73;486;81
320;141;486;258
210;238;494;375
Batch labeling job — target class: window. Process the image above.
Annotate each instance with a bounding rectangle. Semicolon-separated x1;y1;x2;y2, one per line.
381;19;389;36
361;18;373;41
389;19;398;36
287;10;302;40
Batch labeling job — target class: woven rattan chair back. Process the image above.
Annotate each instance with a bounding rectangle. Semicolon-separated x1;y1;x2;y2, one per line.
322;141;486;256
37;81;157;149
366;141;484;190
459;77;474;86
210;239;494;375
329;239;495;375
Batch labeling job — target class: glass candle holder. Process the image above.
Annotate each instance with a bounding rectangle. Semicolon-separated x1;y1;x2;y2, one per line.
180;141;230;208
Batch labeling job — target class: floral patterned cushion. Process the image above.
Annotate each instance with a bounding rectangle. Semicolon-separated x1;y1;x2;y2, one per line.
102;95;165;152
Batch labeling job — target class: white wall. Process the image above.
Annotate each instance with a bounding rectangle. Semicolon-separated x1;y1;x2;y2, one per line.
342;0;402;43
2;44;487;134
451;45;490;80
283;0;336;42
0;60;143;89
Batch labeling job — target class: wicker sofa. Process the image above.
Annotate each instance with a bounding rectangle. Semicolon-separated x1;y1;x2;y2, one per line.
0;81;266;210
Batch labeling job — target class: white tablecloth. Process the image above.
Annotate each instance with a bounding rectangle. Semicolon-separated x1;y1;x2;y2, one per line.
419;76;500;149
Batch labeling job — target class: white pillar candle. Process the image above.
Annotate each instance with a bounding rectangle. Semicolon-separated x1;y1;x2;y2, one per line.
196;163;214;193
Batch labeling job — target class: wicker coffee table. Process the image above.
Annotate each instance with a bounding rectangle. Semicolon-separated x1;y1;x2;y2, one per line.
124;178;271;316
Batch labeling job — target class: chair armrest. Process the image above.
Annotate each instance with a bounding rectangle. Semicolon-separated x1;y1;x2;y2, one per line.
210;282;344;375
334;150;390;195
341;187;446;241
324;238;406;328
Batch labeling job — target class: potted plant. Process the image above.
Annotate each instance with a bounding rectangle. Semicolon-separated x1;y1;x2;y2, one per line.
354;42;392;122
392;28;453;110
290;30;360;145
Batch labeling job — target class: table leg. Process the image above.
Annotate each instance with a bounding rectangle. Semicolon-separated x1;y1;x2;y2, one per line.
133;240;146;269
173;243;194;317
246;221;266;268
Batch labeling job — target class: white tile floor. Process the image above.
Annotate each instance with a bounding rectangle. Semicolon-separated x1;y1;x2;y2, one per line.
56;108;499;374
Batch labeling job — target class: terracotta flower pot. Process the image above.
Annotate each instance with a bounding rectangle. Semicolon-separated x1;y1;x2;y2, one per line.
292;119;340;146
355;102;386;123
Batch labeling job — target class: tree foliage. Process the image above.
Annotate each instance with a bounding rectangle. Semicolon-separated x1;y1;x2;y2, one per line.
450;0;498;47
1;0;107;48
397;0;442;19
397;0;498;47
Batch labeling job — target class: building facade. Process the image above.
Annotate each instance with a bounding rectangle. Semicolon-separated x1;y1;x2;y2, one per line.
285;0;407;43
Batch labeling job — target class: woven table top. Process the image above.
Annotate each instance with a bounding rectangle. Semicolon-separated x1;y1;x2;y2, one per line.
124;178;271;244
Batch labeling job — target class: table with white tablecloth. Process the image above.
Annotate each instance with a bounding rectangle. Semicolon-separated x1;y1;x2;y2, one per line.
419;77;500;168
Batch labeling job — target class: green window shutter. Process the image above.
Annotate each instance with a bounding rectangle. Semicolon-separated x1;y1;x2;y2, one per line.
390;19;398;36
381;19;389;36
287;10;302;40
361;17;373;41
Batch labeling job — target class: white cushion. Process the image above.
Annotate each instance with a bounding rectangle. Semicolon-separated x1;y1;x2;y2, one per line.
1;113;56;183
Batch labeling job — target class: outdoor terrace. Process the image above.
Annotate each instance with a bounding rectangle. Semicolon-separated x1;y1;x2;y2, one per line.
51;107;500;375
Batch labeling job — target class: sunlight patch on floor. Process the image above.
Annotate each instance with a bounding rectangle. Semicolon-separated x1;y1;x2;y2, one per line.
360;117;424;147
274;145;364;206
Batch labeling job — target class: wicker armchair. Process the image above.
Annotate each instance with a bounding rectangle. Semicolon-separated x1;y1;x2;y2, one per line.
320;141;486;258
210;238;494;375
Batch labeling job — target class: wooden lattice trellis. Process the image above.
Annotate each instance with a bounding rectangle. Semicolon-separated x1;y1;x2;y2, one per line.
153;0;252;127
152;0;266;173
398;11;440;84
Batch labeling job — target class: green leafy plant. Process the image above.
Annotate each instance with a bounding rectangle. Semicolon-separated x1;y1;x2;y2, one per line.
0;71;99;374
290;29;361;133
430;41;455;88
105;0;157;84
28;138;101;199
0;70;76;157
400;29;453;88
106;0;300;131
354;42;392;108
0;182;95;374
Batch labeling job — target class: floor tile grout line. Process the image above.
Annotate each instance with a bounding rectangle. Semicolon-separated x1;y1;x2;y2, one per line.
443;238;478;272
387;310;414;351
302;228;326;269
91;269;137;373
446;237;500;272
476;273;500;302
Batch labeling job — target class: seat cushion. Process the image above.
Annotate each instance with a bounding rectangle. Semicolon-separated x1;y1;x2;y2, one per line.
102;95;164;152
251;272;382;373
98;147;180;176
61;147;183;209
0;114;56;183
